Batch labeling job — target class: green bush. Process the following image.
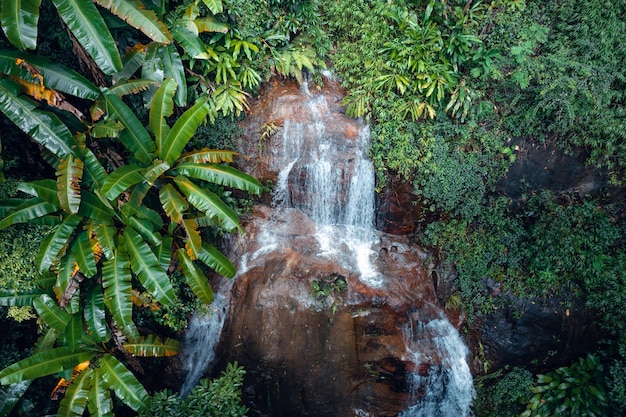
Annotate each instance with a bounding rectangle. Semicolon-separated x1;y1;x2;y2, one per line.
474;367;533;417
142;362;248;417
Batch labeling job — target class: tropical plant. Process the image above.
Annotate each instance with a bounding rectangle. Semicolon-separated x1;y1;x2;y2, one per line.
0;76;262;414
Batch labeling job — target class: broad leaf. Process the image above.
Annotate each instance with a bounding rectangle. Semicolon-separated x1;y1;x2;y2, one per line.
181;218;202;258
64;314;83;351
0;380;32;417
0;197;59;230
0;77;79;158
88;368;114;417
71;230;97;278
103;92;155;163
202;0;223;14
195;17;228;33
176;163;262;194
157;44;186;106
18;178;60;205
149;78;175;151
124;217;162;247
123;228;175;305
112;47;146;84
36;213;82;272
143;159;170;187
120;202;162;229
57;367;91;417
90;119;123;139
0;0;41;50
177;248;214;304
51;0;122;74
95;221;117;260
0;50;100;99
155;235;172;272
84;284;109;342
160;97;209;164
94;0;172;43
33;294;71;331
78;192;115;221
0;289;49;306
178;148;237;164
102;249;138;341
99;354;148;411
122;334;181;357
101;164;145;201
0;346;92;385
174;176;241;232
82;148;108;189
140;42;163;106
56;154;84;214
171;26;214;60
159;183;187;223
198;242;236;278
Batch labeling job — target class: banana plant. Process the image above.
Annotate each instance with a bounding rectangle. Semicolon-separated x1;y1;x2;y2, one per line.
0;76;262;414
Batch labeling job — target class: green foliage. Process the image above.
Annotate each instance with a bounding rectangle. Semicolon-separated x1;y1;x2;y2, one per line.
141;362;248;417
520;354;608;417
311;273;347;314
474;367;533;417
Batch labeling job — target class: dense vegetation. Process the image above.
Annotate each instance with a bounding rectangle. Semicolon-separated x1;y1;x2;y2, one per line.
0;0;624;416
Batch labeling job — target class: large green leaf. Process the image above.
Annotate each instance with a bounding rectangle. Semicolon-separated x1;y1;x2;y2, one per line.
103;92;155;163
51;0;122;75
101;164;145;201
120;201;162;229
123;228;175;305
155;235;172;272
88;368;114;417
56;154;84;214
202;0;223;14
158;44;186;106
102;249;138;341
99;354;148;411
124;217;162;247
176;163;262;194
71;230;97;278
57;367;91;417
0;50;100;99
159;183;187;223
177;248;214;304
0;346;92;385
0;0;40;50
64;314;83;351
178;148;237;164
140;42;163;106
94;0;171;43
0;77;79;158
18;178;60;205
174;176;241;232
33;294;71;331
78;192;115;221
82;148;108;189
112;47;146;84
0;289;49;306
149;78;175;152
142;159;170;187
160;97;209;164
95;221;117;260
181;218;202;258
0;380;32;417
198;242;236;278
122;334;181;357
0;197;59;230
36;213;82;272
84;284;109;342
171;26;214;60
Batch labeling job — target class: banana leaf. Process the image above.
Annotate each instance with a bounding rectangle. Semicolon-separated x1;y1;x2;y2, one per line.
155;235;172;272
157;44;186;106
124;217;162;247
82;148;108;189
51;0;122;75
57;367;91;417
181;218;202;258
88;368;114;417
102;249;138;341
198;242;236;278
64;314;83;351
202;0;223;14
122;334;181;357
0;289;50;306
143;159;170;187
0;77;79;158
149;78;175;150
123;228;175;306
103;92;155;163
84;283;109;342
171;26;215;60
120;201;162;229
159;183;187;223
0;346;93;385
160;97;209;165
33;294;71;331
177;248;214;304
0;0;40;50
78;192;115;221
0;197;59;230
18;178;60;205
94;0;171;44
173;176;241;232
95;221;117;260
0;50;100;99
101;164;145;201
175;162;262;195
71;230;97;278
36;213;82;272
178;148;237;164
56;154;84;214
99;354;148;411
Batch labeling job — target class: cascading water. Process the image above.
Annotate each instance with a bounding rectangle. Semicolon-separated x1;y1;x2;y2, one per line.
179;78;474;415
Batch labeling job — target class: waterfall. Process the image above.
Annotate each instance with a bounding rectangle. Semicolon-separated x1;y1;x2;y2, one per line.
399;318;475;417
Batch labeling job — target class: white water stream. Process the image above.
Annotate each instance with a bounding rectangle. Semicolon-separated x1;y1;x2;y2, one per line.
180;80;474;414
